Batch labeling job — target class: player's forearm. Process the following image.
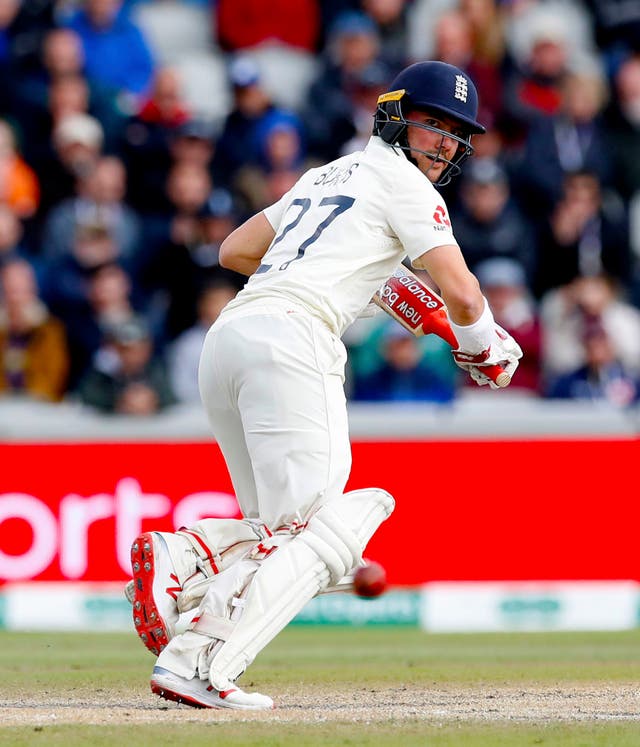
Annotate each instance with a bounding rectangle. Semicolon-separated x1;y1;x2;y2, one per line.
414;243;484;325
441;284;485;326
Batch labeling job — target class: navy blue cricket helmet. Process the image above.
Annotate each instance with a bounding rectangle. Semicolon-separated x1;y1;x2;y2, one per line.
373;61;486;185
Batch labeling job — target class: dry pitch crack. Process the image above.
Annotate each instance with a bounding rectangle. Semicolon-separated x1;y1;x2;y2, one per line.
2;684;639;725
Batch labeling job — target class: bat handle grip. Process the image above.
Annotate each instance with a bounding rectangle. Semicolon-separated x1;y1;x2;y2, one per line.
481;364;511;388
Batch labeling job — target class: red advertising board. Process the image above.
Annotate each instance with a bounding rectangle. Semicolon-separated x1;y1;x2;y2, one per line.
0;439;637;585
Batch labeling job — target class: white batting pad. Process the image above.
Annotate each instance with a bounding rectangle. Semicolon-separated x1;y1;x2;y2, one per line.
176;518;269;611
155;553;263;680
339;488;396;548
179;517;269;570
207;488;395;689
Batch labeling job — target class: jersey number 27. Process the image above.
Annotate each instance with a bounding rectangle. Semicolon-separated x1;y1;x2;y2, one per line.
256;195;355;274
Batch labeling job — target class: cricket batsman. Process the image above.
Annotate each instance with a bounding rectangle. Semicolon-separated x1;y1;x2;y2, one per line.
128;60;523;709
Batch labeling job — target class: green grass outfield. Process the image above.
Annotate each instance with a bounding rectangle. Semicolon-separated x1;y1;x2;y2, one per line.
1;627;639;746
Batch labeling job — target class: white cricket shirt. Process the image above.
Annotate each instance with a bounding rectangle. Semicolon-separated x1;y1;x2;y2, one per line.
223;136;458;336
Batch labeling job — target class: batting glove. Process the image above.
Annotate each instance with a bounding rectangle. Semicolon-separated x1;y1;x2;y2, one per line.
453;325;523;389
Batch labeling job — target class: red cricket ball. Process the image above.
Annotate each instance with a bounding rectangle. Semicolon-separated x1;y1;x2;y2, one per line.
353;561;387;598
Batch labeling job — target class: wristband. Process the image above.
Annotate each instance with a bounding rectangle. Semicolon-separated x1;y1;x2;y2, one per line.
448;297;495;353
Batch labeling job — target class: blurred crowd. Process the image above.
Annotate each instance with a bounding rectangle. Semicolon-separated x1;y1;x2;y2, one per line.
1;0;640;414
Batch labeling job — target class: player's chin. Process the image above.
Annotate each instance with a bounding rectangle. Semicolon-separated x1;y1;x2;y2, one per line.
424;162;445;182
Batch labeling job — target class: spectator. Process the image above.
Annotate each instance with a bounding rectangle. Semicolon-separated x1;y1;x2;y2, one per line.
62;0;155;101
430;9;505;131
540;273;640;384
38;26;84;79
584;0;640;70
41;155;141;262
140;184;243;341
475;257;542;394
215;0;321;54
0;257;69;402
171;187;245;288
12;28;123;154
0;0;24;54
124;114;218;233
193;190;245;288
134;66;191;130
0;0;23;114
56;260;149;392
1;0;57;78
41;224;124;380
168;279;239;403
514;70;612;222
0;205;27;269
120;66;192;213
604;53;640;201
468;115;508;162
407;0;509;76
317;1;361;49
212;56;299;190
546;321;640;407
338;60;392;155
303;11;387;160
46;73;91;125
26;73;116;204
37;112;105;220
502;1;597;81
460;0;508;69
10;28;85;130
0;118;40;219
234;111;309;212
456;118;514;212
78;315;176;415
502;16;571;145
360;0;410;73
168;119;217;172
140;158;213;254
320;10;382;81
450;158;536;281
350;321;458;403
534;170;631;298
135;161;216;335
86;261;141;335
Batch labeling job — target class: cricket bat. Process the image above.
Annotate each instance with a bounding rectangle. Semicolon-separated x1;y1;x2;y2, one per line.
373;266;511;388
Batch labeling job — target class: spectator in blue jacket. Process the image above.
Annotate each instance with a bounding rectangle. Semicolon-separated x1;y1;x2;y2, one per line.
62;0;155;101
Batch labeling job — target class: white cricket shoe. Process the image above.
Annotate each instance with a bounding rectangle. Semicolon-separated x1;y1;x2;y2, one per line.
130;532;202;655
150;666;274;710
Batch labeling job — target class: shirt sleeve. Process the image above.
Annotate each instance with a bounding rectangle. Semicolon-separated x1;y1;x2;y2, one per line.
386;165;458;262
262;198;286;231
262;180;302;231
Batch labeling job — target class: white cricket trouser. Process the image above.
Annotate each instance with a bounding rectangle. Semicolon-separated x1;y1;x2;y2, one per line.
198;301;351;529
